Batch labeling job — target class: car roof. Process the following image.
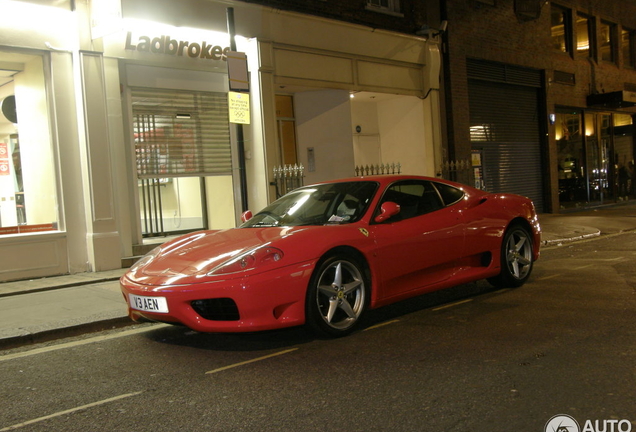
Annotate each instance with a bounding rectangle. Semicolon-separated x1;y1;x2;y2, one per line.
310;175;467;189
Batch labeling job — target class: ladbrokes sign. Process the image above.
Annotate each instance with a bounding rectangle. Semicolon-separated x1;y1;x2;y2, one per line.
125;31;230;61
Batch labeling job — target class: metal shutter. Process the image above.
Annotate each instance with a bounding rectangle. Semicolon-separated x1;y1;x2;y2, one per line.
467;60;544;212
132;88;231;178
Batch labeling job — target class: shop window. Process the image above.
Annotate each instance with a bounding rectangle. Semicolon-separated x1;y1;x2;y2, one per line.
622;27;635;68
0;52;58;235
583;113;603;202
557;110;634;208
556;111;585;207
366;0;401;15
600;20;617;63
576;13;593;58
551;4;572;53
613;114;634;199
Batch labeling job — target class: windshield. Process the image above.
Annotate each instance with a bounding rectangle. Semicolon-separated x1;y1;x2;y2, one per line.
242;181;378;228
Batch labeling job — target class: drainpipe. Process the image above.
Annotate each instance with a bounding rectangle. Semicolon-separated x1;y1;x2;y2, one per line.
422;27;444;178
226;7;249;212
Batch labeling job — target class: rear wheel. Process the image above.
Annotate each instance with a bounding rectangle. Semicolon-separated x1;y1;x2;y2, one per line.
488;224;534;288
306;255;368;337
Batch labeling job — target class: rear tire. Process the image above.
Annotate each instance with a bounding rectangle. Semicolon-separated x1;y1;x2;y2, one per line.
488;224;534;288
306;254;368;337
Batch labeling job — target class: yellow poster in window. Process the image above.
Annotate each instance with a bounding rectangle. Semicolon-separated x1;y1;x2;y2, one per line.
228;91;250;125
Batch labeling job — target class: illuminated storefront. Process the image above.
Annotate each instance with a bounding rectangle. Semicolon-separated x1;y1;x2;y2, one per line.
0;53;58;235
0;0;441;281
556;109;634;209
0;1;79;280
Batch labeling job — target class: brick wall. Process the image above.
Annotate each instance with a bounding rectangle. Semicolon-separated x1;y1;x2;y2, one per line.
235;0;434;34
444;0;636;143
442;0;636;210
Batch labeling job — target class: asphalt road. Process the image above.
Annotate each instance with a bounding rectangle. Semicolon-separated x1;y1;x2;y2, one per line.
1;232;635;432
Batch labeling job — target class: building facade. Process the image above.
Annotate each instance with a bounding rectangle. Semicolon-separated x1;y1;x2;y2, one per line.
441;0;636;213
0;0;444;281
5;0;630;282
217;0;636;214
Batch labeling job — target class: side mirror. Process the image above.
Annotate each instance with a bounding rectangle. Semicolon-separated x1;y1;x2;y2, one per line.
374;202;400;223
241;210;253;223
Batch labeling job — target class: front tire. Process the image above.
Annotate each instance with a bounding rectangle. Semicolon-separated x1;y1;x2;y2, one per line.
306;255;368;337
488;224;534;288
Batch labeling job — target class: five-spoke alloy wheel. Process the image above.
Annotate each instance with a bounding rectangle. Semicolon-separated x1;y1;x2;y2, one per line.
489;224;534;288
306;255;368;337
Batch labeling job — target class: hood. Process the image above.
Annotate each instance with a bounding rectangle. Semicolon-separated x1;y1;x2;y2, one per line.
133;227;305;279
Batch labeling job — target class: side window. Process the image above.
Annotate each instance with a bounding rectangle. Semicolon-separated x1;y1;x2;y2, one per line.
333;193;363;222
378;180;443;222
433;182;465;206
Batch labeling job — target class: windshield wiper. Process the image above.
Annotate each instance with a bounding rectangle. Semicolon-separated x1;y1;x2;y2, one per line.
247;222;279;227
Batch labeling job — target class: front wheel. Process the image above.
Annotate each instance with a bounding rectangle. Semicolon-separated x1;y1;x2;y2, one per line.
306;255;368;337
488;225;534;288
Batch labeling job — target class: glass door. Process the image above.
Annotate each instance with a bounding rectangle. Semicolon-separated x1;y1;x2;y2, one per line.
557;110;635;209
613;113;634;200
556;110;586;208
584;112;603;204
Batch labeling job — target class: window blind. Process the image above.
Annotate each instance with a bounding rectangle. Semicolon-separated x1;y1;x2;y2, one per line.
131;88;232;178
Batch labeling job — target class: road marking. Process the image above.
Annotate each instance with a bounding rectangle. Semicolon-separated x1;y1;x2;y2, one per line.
206;348;298;375
537;274;562;281
493;288;511;294
364;319;400;331
0;324;169;362
537;257;626;278
0;391;143;431
432;298;472;311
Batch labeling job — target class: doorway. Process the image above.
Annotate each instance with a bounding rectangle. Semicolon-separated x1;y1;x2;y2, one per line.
131;87;232;237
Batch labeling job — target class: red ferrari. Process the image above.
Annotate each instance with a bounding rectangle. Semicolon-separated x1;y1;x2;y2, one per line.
121;175;540;337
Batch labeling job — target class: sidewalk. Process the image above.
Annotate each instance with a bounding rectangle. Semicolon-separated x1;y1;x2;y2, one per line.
1;202;635;349
0;269;129;348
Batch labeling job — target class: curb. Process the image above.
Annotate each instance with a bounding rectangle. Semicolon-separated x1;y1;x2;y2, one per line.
542;230;601;246
0;276;123;299
0;316;135;350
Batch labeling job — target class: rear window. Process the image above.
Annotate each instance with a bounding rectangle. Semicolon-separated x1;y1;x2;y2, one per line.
434;182;465;206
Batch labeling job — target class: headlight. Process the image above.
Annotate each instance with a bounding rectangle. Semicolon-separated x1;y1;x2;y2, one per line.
208;246;284;275
130;247;160;272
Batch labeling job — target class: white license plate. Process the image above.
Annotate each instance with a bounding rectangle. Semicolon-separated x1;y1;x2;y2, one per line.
129;294;169;313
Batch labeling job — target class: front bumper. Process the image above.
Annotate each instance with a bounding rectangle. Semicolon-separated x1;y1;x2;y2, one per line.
120;261;315;333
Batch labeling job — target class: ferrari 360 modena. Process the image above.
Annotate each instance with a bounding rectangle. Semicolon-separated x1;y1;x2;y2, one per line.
120;175;541;337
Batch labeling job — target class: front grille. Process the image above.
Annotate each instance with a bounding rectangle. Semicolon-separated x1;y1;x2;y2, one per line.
191;298;240;321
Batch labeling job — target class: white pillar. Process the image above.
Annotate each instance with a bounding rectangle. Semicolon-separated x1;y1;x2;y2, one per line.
423;33;444;177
